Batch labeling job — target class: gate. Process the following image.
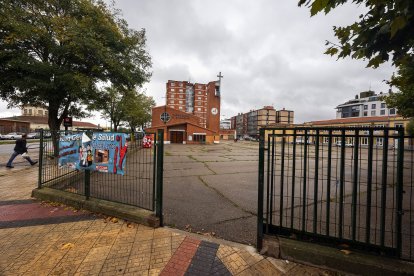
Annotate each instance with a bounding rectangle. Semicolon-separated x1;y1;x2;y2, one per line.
257;127;414;261
38;129;164;224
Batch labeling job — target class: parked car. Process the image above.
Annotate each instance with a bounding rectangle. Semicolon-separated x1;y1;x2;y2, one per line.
134;131;145;139
243;136;255;141
27;132;40;139
2;132;23;140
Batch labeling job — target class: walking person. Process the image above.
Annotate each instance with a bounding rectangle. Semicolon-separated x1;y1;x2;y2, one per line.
6;133;38;168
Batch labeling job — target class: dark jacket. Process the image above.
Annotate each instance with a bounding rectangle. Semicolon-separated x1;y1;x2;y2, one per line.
14;138;28;154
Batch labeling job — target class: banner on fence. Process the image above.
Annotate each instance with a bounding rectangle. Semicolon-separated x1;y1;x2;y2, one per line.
59;132;128;175
58;133;82;169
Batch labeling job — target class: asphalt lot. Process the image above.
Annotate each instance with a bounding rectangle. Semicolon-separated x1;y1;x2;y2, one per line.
163;141;259;245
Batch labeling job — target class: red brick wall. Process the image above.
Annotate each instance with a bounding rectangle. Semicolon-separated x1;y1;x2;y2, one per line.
205;81;220;133
0;120;30;134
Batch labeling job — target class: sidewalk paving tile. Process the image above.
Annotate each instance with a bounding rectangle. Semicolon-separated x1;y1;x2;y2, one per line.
0;151;337;276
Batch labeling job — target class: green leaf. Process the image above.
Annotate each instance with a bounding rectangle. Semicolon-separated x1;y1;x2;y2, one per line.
324;47;339;56
310;0;329;16
390;16;407;38
366;55;383;68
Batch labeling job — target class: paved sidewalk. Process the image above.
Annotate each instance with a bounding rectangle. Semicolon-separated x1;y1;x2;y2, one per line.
0;157;337;275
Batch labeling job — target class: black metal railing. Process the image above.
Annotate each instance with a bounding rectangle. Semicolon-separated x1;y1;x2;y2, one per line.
38;129;164;216
257;126;414;261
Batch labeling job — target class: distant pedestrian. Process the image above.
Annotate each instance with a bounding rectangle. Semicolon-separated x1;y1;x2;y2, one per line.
6;133;38;168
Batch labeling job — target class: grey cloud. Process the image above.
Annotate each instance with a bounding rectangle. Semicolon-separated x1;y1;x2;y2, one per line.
0;0;395;125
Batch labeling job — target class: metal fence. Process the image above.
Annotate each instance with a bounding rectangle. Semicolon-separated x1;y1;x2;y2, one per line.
257;127;414;261
38;129;164;221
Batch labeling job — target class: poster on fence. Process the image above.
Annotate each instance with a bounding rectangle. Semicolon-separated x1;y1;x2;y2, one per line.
59;132;128;175
58;133;82;169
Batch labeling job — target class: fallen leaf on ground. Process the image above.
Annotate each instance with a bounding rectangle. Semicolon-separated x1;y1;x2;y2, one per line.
340;249;352;255
61;243;75;250
111;218;118;223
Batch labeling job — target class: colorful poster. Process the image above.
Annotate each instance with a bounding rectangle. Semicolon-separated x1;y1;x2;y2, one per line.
58;133;82;169
83;132;128;175
59;132;128;175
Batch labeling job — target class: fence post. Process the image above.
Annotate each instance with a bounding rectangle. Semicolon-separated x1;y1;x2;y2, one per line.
152;132;157;211
156;129;164;226
257;128;265;251
396;128;404;257
84;130;92;200
38;129;44;189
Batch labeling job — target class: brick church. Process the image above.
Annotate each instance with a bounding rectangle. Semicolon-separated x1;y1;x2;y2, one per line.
145;77;222;144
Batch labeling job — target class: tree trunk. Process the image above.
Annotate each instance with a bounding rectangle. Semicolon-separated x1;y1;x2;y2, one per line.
48;114;61;157
48;104;67;157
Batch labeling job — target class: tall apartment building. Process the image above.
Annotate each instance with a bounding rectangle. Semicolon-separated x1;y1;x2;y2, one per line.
231;106;294;138
336;90;397;119
146;78;222;144
166;81;209;127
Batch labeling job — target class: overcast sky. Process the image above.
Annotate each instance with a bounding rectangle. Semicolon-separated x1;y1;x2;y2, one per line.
0;0;395;125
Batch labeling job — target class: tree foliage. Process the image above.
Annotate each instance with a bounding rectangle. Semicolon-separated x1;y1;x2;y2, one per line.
385;63;414;118
95;86;155;132
123;92;155;132
299;0;414;118
298;0;414;68
0;0;152;131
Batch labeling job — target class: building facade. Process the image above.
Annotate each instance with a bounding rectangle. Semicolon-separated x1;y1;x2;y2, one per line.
0;119;31;134
231;106;294;138
22;105;48;117
146;79;221;144
336;90;397;119
2;116;99;132
220;119;231;130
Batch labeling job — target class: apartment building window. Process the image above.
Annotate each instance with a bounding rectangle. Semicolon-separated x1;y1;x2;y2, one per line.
179;106;183;110
372;103;376;109
364;111;368;116
197;102;201;106
371;110;376;116
198;91;202;95
170;101;174;104
197;107;201;111
170;94;174;98
380;110;385;115
45;111;48;115
179;83;183;87
179;95;183;98
171;88;175;91
179;89;183;92
24;109;27;114
171;82;175;86
29;109;32;115
179;100;183;104
364;105;368;110
198;85;202;89
390;108;396;115
198;97;201;100
381;103;386;108
376;138;383;146
361;137;368;145
38;110;43;116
